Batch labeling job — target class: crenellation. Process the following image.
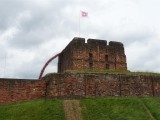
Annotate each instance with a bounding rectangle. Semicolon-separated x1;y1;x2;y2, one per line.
58;37;127;72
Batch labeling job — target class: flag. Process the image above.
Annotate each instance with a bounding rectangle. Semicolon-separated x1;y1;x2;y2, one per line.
81;11;88;17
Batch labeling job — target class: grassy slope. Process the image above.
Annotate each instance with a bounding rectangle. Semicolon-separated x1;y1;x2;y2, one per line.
0;99;65;120
142;97;160;119
81;97;160;120
0;97;160;120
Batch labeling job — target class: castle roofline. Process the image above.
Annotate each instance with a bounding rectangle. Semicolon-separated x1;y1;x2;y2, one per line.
109;41;123;47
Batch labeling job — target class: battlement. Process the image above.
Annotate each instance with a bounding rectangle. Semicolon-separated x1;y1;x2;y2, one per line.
69;37;85;45
87;38;107;44
109;41;123;47
58;37;127;72
67;37;123;49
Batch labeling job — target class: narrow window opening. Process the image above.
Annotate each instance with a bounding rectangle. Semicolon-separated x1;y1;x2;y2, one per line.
89;52;93;69
105;55;108;62
106;64;109;69
89;53;92;62
89;63;93;69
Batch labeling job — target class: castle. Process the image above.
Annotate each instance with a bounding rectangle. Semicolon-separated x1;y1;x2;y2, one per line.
1;37;160;104
58;37;127;72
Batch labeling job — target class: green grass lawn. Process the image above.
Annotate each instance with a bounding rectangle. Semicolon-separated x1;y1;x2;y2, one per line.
80;97;160;120
0;97;160;120
0;99;65;120
141;97;160;119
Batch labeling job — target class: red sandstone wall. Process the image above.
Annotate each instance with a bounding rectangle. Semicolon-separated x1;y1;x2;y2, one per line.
0;78;46;104
0;73;160;104
44;73;160;98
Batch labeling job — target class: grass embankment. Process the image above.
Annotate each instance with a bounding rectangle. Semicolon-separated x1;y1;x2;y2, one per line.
81;97;160;120
0;99;65;120
0;97;160;120
65;69;160;76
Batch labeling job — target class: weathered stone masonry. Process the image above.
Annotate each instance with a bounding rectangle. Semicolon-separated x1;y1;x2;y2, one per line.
44;73;160;97
0;78;46;104
58;37;127;72
1;73;160;104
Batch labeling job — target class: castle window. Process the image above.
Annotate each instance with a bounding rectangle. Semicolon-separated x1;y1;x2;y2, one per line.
89;53;93;69
89;53;92;62
89;63;93;69
105;55;108;62
106;64;109;69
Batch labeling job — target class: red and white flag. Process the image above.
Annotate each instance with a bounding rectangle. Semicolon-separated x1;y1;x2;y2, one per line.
81;11;88;17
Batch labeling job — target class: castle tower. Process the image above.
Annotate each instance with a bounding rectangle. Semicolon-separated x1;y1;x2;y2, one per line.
58;37;127;72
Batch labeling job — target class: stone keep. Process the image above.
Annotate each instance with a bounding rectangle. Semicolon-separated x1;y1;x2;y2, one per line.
58;37;127;72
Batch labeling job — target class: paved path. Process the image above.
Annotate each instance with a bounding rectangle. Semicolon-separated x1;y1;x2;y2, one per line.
63;100;83;120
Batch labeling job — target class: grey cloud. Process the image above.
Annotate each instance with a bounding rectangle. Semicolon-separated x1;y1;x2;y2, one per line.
0;0;74;48
1;0;160;79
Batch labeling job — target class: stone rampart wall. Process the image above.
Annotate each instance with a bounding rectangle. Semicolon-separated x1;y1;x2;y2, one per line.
0;73;160;104
45;73;160;98
0;78;46;104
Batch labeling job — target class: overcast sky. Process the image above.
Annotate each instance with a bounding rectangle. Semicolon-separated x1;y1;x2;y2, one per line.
0;0;160;79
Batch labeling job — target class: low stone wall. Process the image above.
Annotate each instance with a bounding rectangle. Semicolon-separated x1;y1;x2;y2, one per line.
0;78;46;104
44;73;160;98
0;73;160;104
